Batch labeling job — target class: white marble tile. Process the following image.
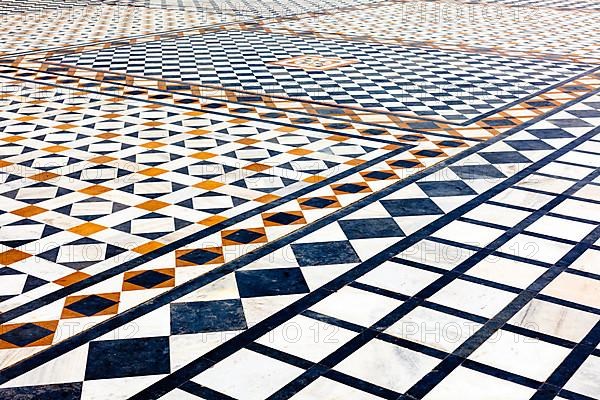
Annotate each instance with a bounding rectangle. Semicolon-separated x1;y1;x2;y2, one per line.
551;198;600;223
509;299;599;342
526;215;596;242
428;280;516;318
571;249;600;275
498;234;573;265
515;174;573;194
159;388;203;400
358;260;441;296
573;184;600;202
564;355;600;399
538;162;595;180
170;331;242;371
309;285;400;327
396;240;475;271
467;255;546;289
0;344;88;388
81;375;166;400
491;187;554;209
423;366;535;400
290;377;380;400
386;306;482;353
469;329;571;381
542;273;600;309
334;338;439;393
463;203;530;227
192;348;303;400
256;315;357;363
433;220;504;248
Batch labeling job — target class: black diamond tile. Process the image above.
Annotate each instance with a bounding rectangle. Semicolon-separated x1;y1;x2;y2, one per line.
417;180;477;197
450;164;506;180
363;171;395;180
301;197;337;209
414;149;443;158
65;295;117;317
170;299;247;334
480;151;531;164
223;229;264;244
0;383;82;399
265;212;303;225
125;270;172;289
235;268;310;298
527;128;575;139
85;337;170;380
338;218;405;239
0;323;53;347
389;160;422;168
291;241;361;266
381;198;445;217
334;183;368;194
179;248;222;265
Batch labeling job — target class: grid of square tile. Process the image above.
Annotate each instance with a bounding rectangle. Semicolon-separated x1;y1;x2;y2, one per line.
472;0;600;10
118;0;381;16
264;1;600;64
0;5;240;57
44;29;593;122
0;90;597;400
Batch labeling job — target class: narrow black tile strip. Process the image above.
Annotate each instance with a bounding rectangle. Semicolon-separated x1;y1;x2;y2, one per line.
129;123;600;398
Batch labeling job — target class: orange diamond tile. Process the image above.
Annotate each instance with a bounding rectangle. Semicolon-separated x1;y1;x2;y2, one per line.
288;148;312;156
96;132;119;139
133;241;164;254
191;151;217;160
243;163;271;172
79;185;112;195
68;222;107;236
194;180;224;190
11;205;47;217
139;167;168;177
141;141;166;149
88;155;116;164
198;215;227;226
0;249;32;265
28;171;60;182
54;271;91;287
137;199;170;211
42;145;69;153
255;194;280;204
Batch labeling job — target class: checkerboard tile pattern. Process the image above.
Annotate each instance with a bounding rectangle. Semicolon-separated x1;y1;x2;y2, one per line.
45;29;592;122
264;1;600;63
0;90;598;399
118;0;381;16
0;5;240;57
474;0;600;10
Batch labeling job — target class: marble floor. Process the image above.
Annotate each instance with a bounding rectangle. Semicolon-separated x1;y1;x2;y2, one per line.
0;0;599;399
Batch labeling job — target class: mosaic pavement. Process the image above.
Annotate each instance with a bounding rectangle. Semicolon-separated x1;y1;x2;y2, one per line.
0;0;598;399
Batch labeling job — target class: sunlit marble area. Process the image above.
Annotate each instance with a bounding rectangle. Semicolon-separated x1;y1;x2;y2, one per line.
0;0;599;399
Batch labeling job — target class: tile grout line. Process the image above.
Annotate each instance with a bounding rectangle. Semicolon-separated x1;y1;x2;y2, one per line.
0;72;597;389
261;152;600;400
126;111;600;399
